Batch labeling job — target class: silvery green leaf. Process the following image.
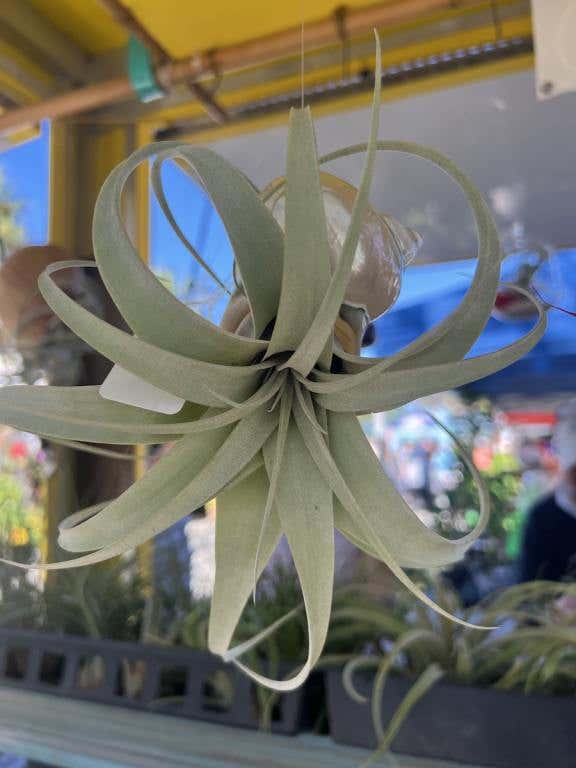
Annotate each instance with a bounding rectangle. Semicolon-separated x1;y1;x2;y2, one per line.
317;139;504;372
293;395;491;629
39;261;271;407
267;107;333;366
151;153;232;295
167;147;284;338
256;381;293;581
287;32;382;376
313;288;546;412
208;467;281;656
43;438;137;461
0;384;201;444
94;141;266;364
0;406;278;575
294;397;477;569
59;425;231;553
59;406;277;553
231;420;334;691
327;411;490;568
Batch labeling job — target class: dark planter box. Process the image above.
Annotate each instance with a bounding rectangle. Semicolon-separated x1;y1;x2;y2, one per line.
0;628;318;735
327;667;576;768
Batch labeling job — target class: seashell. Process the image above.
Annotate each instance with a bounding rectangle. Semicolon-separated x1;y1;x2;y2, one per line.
220;288;252;336
221;172;423;340
265;172;422;321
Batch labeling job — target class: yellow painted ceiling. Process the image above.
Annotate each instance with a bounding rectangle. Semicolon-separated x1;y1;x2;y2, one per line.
120;0;379;58
28;0;127;54
25;0;382;58
20;1;523;61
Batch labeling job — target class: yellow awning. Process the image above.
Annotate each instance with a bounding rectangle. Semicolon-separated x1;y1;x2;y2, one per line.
0;0;533;142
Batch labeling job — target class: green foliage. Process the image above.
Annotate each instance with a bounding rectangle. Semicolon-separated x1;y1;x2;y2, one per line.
0;557;146;641
441;467;522;561
180;562;407;663
426;397;523;560
0;167;24;260
0;472;42;552
343;577;576;761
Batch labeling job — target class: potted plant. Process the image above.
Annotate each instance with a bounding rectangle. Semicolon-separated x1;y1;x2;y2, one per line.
0;547;399;737
327;578;576;768
176;562;310;733
0;557;150;695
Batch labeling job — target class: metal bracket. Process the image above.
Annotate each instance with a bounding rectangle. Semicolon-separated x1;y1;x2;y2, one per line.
187;50;228;124
127;35;165;103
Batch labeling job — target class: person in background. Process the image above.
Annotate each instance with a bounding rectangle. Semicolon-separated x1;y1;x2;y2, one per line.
519;400;576;582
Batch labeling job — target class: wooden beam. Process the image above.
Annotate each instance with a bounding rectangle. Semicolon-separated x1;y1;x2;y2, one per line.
0;0;90;83
0;49;55;100
0;0;510;134
80;0;527;126
0;58;54;110
0;76;135;133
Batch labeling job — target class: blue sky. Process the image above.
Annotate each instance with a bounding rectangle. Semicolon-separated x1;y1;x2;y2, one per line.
0;121;50;245
0;126;233;322
149;159;234;323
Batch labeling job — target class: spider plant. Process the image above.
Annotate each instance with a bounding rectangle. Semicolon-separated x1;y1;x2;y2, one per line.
342;578;576;763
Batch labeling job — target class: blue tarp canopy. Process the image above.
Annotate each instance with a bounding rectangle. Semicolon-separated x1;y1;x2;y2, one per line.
369;250;576;397
149;170;575;398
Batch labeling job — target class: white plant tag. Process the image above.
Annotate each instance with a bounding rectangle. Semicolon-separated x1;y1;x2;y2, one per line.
99;364;185;415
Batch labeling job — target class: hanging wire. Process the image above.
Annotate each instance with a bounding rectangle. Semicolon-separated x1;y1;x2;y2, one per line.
300;21;305;108
490;0;503;42
532;286;576;318
334;6;351;80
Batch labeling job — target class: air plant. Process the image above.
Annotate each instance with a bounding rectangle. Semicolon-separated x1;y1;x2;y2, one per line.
0;35;546;690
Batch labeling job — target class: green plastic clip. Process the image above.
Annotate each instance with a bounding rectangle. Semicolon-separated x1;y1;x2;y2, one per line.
128;36;165;103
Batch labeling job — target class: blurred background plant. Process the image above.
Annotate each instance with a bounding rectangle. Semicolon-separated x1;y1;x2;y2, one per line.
0;556;146;640
0;472;42;555
178;561;408;729
3;531;575;741
340;576;576;761
0;167;24;263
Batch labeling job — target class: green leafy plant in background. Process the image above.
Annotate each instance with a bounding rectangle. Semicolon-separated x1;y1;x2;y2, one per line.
0;556;153;694
0;167;24;262
343;577;576;763
0;549;206;698
0;556;146;641
474;581;576;696
0;34;548;690
445;465;522;563
0;472;42;554
179;562;407;729
433;397;523;561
